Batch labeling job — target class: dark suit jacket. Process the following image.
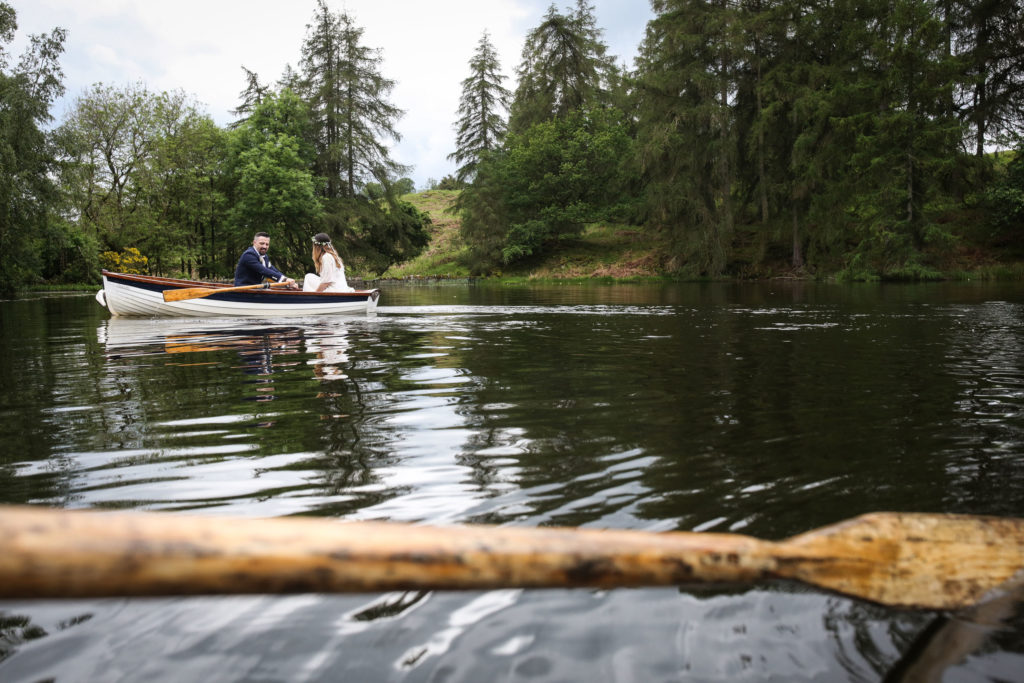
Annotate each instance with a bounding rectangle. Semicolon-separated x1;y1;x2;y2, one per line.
234;247;287;286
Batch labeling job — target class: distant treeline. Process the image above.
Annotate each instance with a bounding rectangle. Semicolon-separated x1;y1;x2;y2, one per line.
2;1;1024;295
452;0;1024;279
0;0;430;294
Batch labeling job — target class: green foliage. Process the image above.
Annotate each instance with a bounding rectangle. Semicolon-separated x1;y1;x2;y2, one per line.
362;200;431;274
315;196;430;276
500;110;633;263
449;31;510;184
229;66;270;127
56;83;229;277
509;0;618;134
360;177;414;200
360;182;385;201
634;0;740;276
985;149;1024;236
836;0;964;271
454;2;633;275
952;1;1024;155
57;83;158;244
0;3;65;294
39;219;100;283
455;154;509;273
298;0;407;199
226;89;322;272
631;0;1018;278
393;177;416;196
457;109;633;271
436;175;463;191
4;0;1023;287
140;102;229;277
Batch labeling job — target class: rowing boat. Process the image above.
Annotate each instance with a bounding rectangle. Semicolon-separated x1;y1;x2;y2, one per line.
96;270;380;317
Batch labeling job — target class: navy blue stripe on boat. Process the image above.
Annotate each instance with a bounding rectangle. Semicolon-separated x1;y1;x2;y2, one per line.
203;291;367;304
107;273;167;293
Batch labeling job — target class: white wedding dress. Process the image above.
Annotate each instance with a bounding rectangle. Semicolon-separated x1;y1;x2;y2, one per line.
303;253;354;293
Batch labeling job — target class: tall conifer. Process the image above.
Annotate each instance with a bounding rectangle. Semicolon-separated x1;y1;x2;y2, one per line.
508;1;617;134
634;0;740;276
448;31;510;184
229;66;269;128
299;0;406;199
950;0;1024;155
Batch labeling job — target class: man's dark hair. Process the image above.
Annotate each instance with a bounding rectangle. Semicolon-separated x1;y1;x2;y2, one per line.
254;232;270;240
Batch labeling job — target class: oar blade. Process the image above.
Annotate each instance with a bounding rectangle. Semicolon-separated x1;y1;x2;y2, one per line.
777;513;1024;611
162;287;218;302
162;282;290;302
0;507;1020;609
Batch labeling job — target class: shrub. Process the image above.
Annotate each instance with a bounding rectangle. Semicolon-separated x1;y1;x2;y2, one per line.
100;247;149;274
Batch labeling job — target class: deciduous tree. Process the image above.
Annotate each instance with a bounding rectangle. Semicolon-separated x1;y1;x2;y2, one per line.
0;3;66;292
226;89;322;273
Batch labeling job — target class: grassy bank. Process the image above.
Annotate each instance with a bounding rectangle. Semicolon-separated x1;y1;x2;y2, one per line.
385;190;676;282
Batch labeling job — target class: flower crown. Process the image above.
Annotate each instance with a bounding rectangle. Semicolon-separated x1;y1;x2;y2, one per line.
312;237;331;246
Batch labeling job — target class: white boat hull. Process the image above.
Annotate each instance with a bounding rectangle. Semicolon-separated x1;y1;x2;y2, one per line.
99;271;379;318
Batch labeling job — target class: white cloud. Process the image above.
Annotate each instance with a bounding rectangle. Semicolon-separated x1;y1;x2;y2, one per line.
7;0;652;189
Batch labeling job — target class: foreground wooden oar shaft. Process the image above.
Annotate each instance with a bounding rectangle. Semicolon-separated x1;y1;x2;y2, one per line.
0;506;1020;610
163;281;292;302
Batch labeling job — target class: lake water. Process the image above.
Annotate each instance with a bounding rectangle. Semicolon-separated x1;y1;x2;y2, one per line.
1;281;1022;682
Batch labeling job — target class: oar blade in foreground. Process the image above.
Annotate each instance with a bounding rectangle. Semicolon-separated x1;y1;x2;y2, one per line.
0;506;1020;610
773;512;1024;610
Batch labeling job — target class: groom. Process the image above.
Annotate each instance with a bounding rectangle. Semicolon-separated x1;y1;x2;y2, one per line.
234;232;298;288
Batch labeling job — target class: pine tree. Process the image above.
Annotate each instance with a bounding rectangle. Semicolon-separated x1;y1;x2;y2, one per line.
229;66;269;128
949;0;1024;155
839;0;964;270
448;31;510;184
299;0;406;199
456;153;509;272
750;0;866;270
277;64;301;93
508;1;617;134
634;0;741;276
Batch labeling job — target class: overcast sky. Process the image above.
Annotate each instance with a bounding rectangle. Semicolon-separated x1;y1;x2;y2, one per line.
8;0;654;190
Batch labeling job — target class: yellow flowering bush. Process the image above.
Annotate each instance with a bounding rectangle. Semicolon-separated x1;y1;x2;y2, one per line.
100;247;149;274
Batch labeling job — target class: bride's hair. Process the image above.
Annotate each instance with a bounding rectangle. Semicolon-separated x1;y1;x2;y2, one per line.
312;238;343;274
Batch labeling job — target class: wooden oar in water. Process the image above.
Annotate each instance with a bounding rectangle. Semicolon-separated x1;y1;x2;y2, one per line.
0;505;1020;610
163;281;293;302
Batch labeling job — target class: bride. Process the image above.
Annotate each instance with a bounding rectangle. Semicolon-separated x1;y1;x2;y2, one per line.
303;233;355;293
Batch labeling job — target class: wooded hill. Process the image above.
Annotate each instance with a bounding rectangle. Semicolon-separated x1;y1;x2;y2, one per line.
388;185;1024;282
2;0;1024;295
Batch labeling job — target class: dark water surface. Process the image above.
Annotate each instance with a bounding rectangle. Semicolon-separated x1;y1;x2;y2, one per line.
1;281;1023;681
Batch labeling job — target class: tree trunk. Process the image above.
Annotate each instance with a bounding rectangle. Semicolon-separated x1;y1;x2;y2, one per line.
907;152;914;226
791;203;803;268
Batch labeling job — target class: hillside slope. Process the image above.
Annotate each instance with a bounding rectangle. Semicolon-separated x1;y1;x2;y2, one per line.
387;191;673;280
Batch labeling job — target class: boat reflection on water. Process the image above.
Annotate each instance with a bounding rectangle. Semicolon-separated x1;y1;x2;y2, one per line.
98;317;353;403
101;316;310;368
304;322;350;383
